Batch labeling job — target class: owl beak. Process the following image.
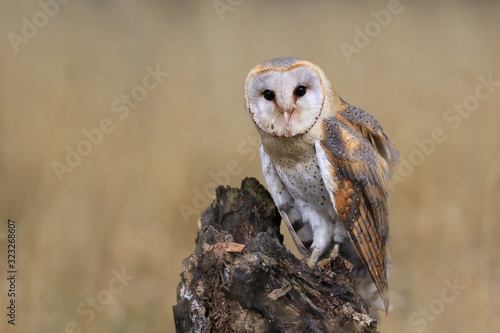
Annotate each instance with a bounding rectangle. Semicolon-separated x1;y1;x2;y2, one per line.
282;109;294;130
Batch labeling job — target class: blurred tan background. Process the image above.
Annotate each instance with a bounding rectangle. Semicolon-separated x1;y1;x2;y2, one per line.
1;0;499;332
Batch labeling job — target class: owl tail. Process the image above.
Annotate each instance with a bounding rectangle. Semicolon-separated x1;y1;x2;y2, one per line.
353;250;393;320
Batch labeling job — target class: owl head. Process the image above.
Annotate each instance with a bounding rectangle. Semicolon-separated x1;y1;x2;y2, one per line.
244;57;333;138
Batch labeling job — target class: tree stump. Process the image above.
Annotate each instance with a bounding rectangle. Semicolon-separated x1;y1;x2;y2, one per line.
173;177;378;333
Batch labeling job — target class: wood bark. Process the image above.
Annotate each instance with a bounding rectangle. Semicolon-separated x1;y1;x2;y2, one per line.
173;177;378;333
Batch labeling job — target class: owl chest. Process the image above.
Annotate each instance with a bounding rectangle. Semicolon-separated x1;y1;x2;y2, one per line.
265;139;330;209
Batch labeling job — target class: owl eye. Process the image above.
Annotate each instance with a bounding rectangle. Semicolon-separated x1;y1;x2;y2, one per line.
294;86;307;97
263;89;275;101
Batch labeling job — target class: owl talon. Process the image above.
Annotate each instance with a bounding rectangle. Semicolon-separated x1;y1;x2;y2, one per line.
317;258;331;270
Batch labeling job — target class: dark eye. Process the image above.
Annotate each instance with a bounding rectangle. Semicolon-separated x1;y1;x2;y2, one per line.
294;85;307;97
263;89;275;101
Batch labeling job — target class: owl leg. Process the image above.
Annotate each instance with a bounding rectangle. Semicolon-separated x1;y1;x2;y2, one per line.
297;202;335;269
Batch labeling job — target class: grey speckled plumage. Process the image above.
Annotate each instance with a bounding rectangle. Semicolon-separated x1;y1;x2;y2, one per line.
260;57;303;69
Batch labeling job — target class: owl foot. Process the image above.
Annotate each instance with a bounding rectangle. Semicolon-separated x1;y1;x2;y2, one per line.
329;244;354;270
306;247;322;269
316;244;340;270
317;257;331;270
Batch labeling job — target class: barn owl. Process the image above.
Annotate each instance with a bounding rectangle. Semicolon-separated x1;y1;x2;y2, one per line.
244;57;399;315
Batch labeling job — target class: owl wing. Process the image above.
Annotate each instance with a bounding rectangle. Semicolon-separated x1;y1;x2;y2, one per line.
260;145;310;256
314;105;399;313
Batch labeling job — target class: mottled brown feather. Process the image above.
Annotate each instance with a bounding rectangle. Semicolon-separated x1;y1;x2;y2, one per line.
320;104;398;313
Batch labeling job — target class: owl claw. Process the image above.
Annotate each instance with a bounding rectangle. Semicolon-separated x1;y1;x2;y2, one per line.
317;258;331;270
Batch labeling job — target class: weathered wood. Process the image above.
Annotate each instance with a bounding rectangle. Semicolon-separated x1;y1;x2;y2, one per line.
173;177;378;333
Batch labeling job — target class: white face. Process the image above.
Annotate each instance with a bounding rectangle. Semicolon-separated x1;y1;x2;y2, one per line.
246;66;325;138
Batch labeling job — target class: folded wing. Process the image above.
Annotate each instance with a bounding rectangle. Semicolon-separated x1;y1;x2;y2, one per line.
315;105;398;312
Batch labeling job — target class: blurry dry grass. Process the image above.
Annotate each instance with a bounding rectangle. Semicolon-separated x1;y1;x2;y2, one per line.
1;1;499;332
